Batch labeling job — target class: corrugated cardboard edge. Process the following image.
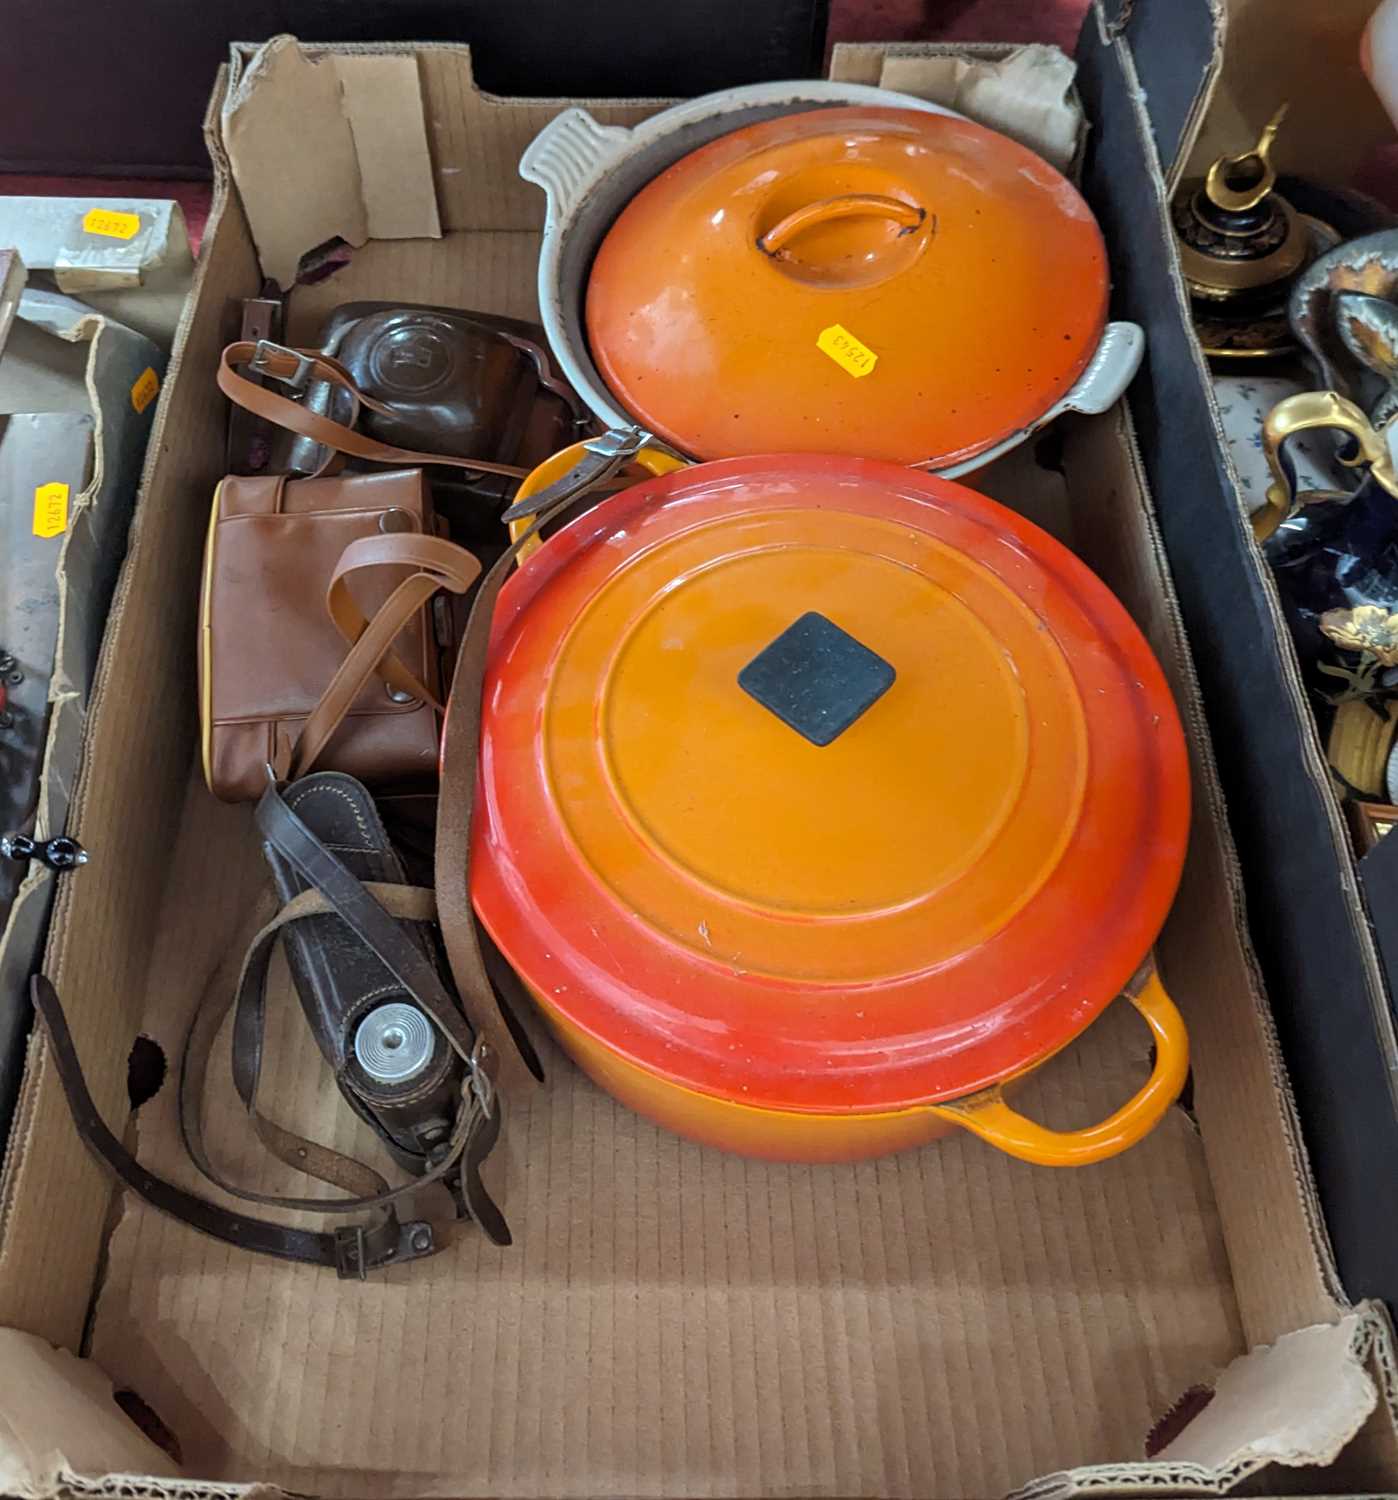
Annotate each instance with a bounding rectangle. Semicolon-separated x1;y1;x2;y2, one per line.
4;1311;1391;1500
0;249;25;360
1083;5;1391;1322
0;1329;180;1493
1011;1312;1394;1499
1090;0;1225;192
222;35;439;287
0;69;245;1354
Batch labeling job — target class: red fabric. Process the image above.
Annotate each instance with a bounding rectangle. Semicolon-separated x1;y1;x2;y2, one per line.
828;0;1087;54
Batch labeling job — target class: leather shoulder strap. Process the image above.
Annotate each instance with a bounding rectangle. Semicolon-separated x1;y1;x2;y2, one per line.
218;341;529;480
287;532;482;781
435;443;646;1097
30;780;514;1276
31;973;469;1278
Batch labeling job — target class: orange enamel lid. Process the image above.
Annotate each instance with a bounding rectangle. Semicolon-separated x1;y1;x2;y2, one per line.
584;107;1109;467
471;456;1188;1112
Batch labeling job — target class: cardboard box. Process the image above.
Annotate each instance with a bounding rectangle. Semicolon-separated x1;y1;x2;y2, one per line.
0;29;1395;1500
1070;0;1398;1316
0;287;166;1153
0;198;195;351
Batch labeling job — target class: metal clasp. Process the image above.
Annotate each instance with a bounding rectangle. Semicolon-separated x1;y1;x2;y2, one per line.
333;1224;369;1280
466;1035;496;1120
582;426;658;462
249;339;315;392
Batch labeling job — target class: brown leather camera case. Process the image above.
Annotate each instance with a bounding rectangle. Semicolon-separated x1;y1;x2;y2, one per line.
199;468;456;802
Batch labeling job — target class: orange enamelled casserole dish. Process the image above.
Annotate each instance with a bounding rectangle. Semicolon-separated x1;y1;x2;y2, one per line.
522;92;1144;477
470;455;1191;1165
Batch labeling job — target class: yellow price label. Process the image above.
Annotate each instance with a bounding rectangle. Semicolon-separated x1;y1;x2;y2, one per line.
82;207;141;240
130;366;160;414
33;482;69;539
816;323;878;379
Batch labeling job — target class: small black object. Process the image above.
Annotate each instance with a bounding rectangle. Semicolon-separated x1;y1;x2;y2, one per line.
0;834;90;871
738;611;895;747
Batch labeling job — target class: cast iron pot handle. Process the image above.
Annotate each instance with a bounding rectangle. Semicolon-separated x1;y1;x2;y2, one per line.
519;108;634;226
756;194;927;258
928;965;1189;1166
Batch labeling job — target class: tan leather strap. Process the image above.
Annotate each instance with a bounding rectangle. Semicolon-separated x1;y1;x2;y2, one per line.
218;341;530;480
287;533;482;781
434;446;642;1098
326;531;481;667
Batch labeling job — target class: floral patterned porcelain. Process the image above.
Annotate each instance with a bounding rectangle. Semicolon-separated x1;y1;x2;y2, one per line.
1215;370;1350;514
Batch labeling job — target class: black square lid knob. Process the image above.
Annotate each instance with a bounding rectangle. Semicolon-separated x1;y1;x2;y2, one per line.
737;611;896;747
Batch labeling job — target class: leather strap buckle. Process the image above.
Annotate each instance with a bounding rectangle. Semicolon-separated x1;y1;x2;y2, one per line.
582;425;659;462
333;1217;437;1279
249;339;316;392
334;1225;369;1280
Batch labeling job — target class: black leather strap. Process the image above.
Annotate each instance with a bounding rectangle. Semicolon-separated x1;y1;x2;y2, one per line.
498;430;656;523
30;783;514;1275
256;785;486;1081
31;974;432;1277
179;888;481;1216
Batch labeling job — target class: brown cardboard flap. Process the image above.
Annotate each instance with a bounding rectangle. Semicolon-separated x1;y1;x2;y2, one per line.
1157;1314;1377;1468
224;38;666;282
222;36;440;288
335;56;443;249
0;1329;182;1492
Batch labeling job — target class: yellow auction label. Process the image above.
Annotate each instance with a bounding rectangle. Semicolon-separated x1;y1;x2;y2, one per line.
33;482;69;539
816;323;878;379
82;207;141;240
130;366;160;414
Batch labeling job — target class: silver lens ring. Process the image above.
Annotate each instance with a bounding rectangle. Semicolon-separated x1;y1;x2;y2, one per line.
353;1001;435;1084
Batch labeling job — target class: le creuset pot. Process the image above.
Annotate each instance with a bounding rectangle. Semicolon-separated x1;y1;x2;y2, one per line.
470;452;1190;1164
521;85;1144;477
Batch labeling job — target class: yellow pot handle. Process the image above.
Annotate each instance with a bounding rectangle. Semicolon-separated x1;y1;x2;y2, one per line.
508;440;689;565
928;967;1189;1167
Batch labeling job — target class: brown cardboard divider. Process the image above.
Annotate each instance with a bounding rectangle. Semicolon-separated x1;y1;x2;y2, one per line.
0;37;1394;1500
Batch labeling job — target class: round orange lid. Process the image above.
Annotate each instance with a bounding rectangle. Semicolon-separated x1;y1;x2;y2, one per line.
471;456;1188;1112
584;107;1110;468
